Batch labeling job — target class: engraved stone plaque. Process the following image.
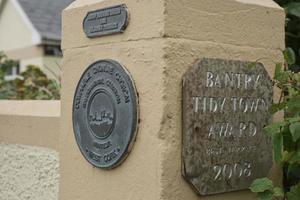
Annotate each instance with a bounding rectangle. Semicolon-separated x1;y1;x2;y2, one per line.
73;60;138;169
182;58;273;195
83;4;129;38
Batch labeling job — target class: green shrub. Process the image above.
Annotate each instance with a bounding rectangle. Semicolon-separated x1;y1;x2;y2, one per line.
0;53;60;100
275;0;300;72
250;49;300;200
250;2;300;198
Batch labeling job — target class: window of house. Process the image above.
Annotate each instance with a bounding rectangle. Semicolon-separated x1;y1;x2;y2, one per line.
5;61;20;81
44;45;62;57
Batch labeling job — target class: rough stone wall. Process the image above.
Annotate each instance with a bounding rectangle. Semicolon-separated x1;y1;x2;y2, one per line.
0;143;59;200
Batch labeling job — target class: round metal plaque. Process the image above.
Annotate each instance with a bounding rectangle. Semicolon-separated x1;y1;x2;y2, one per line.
73;60;138;169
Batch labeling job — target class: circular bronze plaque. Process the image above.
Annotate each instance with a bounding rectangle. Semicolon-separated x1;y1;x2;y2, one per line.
73;60;138;169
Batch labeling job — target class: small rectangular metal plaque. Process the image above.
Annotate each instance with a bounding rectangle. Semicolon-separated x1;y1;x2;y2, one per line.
182;58;273;195
83;4;129;38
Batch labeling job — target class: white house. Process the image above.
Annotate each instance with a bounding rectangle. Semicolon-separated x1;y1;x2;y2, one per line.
0;0;73;80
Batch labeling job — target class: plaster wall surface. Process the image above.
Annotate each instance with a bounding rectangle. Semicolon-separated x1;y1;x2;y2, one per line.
159;39;283;200
61;40;164;200
0;1;61;79
42;56;62;81
0;101;60;199
5;45;44;60
62;0;284;50
0;100;60;150
0;143;59;200
18;56;61;82
61;0;285;199
61;0;165;50
164;0;284;50
20;57;43;72
0;0;33;50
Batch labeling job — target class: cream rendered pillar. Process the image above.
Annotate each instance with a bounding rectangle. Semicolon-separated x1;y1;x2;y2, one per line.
60;0;285;199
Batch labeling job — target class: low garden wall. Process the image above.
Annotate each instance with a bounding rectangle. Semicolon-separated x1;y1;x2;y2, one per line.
0;100;60;200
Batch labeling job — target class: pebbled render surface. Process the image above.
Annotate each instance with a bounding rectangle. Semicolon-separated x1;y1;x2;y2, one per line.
0;143;59;200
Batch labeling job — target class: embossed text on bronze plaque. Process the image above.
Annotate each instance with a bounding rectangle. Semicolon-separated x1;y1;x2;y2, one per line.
83;4;129;38
182;58;273;195
73;60;138;169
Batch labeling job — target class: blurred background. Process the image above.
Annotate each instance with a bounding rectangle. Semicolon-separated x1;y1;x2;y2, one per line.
0;0;299;100
0;0;73;100
275;0;300;72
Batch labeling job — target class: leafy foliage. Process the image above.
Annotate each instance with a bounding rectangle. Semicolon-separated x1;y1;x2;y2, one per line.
274;0;300;72
250;178;284;200
250;178;275;193
287;184;300;200
0;52;60;100
250;48;300;199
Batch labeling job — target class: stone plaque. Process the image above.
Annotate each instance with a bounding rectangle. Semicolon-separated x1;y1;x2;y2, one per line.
182;58;273;195
73;60;138;169
83;4;129;38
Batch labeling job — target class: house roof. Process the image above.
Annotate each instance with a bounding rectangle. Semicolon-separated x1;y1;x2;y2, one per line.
17;0;74;44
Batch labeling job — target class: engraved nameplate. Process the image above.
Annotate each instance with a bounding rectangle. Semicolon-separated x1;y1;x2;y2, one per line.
73;60;138;169
182;58;273;195
83;4;129;38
